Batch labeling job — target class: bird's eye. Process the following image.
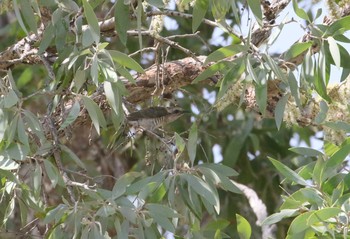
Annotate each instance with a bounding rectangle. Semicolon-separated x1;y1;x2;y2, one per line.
173;110;180;113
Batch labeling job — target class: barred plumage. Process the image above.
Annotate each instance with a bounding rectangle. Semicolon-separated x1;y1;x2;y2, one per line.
126;107;187;130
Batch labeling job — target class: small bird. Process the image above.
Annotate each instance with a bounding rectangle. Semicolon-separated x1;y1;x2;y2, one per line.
126;106;188;130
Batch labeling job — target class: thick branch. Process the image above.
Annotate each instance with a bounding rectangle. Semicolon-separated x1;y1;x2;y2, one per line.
125;56;206;103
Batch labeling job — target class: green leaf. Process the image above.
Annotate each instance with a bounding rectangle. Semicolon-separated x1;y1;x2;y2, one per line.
6;143;29;161
112;172;141;199
60;145;86;169
192;0;208;32
58;0;80;13
275;94;289;130
20;0;38;35
327;15;350;36
314;100;328;124
268;157;309;186
175;133;186;155
246;57;259;83
147;0;164;8
109;50;144;73
284;42;312;61
5;114;19;148
59;101;80;130
4;89;19;108
3;197;15;225
288;72;301;108
193;61;232;83
96;205;116;217
38;23;55;54
204;45;246;65
146;203;179;218
115;0;130;46
147;204;178;232
0;155;19;170
327;37;341;68
289;147;323;157
205;219;230;231
182;174;217;206
280;188;323;209
13;0;28;35
292;0;310;21
263;54;288;83
17;116;29;148
178;181;202;218
82;0;100;43
211;0;230;21
307;207;341;226
314;49;331;102
82;28;95;47
217;57;245;99
236;214;252;239
247;0;263;26
81;96;107;135
33;165;42;195
44;160;59;188
72;69;86;92
324;121;350;132
187;122;198;166
17;197;28;226
223;118;253;166
323;143;350;181
91;54;99;85
287;211;313;235
104;81;122;116
255;82;267;116
43;204;68;224
262;209;299;225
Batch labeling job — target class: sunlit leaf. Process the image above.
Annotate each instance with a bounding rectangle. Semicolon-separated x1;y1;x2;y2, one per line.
292;0;310;21
327;37;341;68
109;50;144;73
284;42;312;61
204;45;246;65
193;61;232;83
236;214;252;239
327;15;350;36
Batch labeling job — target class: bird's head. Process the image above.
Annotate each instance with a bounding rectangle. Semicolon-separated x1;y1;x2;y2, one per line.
165;107;189;122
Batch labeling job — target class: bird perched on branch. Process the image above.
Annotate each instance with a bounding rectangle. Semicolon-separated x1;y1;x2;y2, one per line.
126;106;188;131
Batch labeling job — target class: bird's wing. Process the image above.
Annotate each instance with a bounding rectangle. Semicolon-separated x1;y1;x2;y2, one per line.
126;107;168;121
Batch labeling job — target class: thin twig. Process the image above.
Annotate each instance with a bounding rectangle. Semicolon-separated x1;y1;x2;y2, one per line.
128;47;157;57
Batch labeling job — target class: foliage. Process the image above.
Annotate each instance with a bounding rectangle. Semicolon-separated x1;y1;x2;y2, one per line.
1;0;350;238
